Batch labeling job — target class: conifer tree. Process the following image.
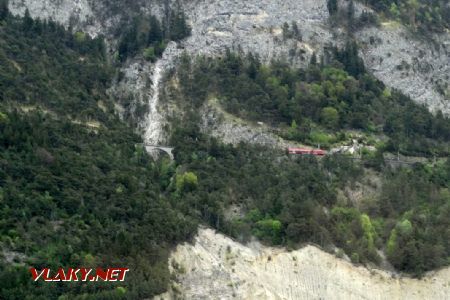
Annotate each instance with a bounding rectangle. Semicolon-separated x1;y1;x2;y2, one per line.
148;16;163;44
347;0;355;31
0;0;8;20
23;9;33;31
310;52;317;65
327;0;338;15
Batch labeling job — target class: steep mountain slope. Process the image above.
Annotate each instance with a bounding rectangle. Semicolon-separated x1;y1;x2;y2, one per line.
0;12;196;299
2;1;450;299
8;0;450;144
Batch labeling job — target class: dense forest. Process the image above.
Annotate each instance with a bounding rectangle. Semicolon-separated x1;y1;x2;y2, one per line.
1;2;450;299
169;119;450;275
174;48;450;156
161;50;450;277
0;10;196;299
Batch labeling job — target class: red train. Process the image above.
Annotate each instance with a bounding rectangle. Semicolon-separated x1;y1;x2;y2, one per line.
287;147;327;156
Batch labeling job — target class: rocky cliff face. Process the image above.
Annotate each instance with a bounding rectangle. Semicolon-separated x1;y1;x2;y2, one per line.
357;24;450;113
8;0;96;34
157;228;450;300
9;0;449;144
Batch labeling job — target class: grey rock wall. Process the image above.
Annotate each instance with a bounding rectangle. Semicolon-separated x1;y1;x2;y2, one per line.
8;0;450;142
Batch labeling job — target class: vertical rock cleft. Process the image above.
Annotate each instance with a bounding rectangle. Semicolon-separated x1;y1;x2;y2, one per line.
144;41;183;145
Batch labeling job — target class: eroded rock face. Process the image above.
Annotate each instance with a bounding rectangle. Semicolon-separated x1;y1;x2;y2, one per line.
8;0;98;34
357;24;450;113
179;0;449;115
8;0;92;24
181;0;332;66
9;0;449;115
8;0;450;145
157;228;450;300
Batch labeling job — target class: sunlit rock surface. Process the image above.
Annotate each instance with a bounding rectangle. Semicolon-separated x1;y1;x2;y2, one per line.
157;228;450;300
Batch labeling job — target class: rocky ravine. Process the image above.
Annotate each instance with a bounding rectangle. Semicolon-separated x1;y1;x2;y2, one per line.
157;228;450;300
9;0;450;145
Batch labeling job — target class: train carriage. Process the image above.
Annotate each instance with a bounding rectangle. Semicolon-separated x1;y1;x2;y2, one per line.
287;147;327;156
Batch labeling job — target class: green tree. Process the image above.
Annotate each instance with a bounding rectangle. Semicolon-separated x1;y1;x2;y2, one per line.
22;9;33;31
360;214;376;250
0;0;8;20
176;172;198;193
320;107;339;129
148;15;163;44
347;0;355;31
74;31;86;43
386;228;398;257
282;22;290;40
397;219;413;235
327;0;338;15
291;120;298;129
291;21;302;41
168;10;191;41
143;47;156;61
389;3;400;19
118;23;138;61
407;0;419;29
0;111;9;124
254;219;282;245
310;52;317;65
